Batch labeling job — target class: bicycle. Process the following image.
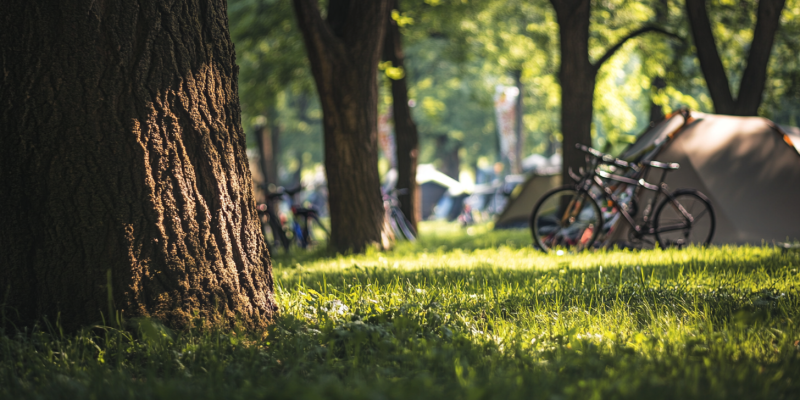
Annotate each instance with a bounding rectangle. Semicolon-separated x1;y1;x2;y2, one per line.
257;185;330;252
257;188;292;254
383;188;417;241
530;144;715;252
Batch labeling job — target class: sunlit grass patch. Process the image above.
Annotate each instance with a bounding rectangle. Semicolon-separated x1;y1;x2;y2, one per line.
3;222;800;399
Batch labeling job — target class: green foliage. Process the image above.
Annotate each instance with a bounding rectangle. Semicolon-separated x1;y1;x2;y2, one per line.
763;0;800;124
229;0;324;174
228;0;800;176
4;222;800;399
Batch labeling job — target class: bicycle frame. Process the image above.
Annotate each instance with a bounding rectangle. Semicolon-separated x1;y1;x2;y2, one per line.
573;158;696;240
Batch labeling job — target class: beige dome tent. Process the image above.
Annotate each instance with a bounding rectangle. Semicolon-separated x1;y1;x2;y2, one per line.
609;110;800;246
494;174;561;228
494;153;563;229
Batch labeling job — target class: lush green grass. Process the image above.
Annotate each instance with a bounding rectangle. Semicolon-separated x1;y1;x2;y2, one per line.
3;222;800;399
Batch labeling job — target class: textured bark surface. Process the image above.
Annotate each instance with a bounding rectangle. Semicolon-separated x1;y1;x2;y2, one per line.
293;0;389;253
686;0;786;116
0;0;277;330
383;0;420;229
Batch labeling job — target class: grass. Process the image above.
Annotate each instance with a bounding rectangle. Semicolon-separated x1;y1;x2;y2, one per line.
3;221;800;399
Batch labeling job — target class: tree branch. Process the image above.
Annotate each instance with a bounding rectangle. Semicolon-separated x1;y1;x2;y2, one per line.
685;0;734;113
592;25;684;72
292;0;343;56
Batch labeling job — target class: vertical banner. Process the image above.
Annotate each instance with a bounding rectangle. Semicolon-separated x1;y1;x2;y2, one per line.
378;108;396;168
494;85;519;172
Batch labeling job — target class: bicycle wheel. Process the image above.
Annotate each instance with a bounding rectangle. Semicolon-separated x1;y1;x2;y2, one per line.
654;189;715;248
305;214;330;246
530;186;603;252
266;213;291;252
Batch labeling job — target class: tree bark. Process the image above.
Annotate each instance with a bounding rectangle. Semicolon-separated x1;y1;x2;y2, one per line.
0;0;278;330
383;0;420;229
293;0;389;253
686;0;786;116
552;0;595;186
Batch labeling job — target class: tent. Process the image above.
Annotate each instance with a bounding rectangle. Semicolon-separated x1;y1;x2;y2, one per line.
494;173;562;229
609;110;800;246
494;153;563;229
416;164;472;219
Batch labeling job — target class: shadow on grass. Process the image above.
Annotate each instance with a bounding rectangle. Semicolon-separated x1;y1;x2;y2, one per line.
276;247;798;329
4;306;799;400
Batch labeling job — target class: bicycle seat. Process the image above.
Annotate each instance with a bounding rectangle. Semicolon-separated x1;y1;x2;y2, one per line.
267;192;285;200
284;185;303;196
291;207;317;216
642;160;679;170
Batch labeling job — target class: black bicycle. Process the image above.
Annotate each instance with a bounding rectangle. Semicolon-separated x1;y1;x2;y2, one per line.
257;186;329;253
530;144;715;252
257;188;292;253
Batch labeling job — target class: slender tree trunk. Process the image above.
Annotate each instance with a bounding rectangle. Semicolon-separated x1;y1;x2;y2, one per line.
649;76;667;125
685;0;736;113
436;136;461;180
552;0;595;184
733;0;786;115
0;0;277;330
270;118;281;184
255;123;277;187
383;0;420;229
254;108;279;187
686;0;786;116
293;0;389;253
513;70;525;174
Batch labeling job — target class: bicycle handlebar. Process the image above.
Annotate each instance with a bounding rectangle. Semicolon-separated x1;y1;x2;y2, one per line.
574;143;639;171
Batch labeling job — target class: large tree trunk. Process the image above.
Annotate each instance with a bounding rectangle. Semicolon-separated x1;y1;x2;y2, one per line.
383;0;421;229
0;0;277;330
552;0;595;184
686;0;786;116
293;0;389;253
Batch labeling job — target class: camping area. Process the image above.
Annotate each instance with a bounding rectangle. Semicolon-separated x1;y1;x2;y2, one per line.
2;0;800;399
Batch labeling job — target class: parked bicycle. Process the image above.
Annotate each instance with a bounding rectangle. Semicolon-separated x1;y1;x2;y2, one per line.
257;188;291;253
530;144;715;252
256;185;329;253
383;188;417;242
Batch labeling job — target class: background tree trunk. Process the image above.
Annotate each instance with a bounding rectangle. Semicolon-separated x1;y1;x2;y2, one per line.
686;0;786;116
383;0;420;229
512;69;525;174
254;124;277;188
0;0;277;330
552;0;595;184
293;0;389;253
436;135;461;180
